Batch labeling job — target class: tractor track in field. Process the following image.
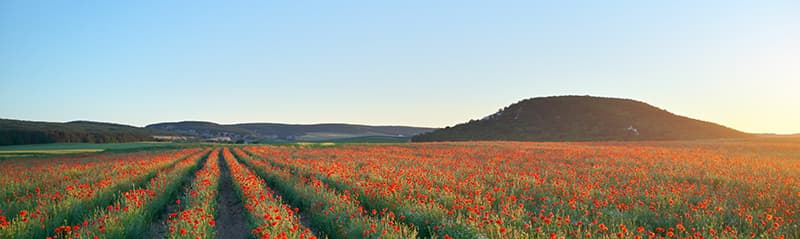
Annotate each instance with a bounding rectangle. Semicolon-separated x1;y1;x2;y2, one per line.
216;152;249;239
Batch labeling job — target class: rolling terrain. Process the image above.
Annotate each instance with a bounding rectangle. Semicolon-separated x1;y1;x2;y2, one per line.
0;119;433;145
2;95;759;145
0;119;174;146
147;121;434;142
413;96;752;142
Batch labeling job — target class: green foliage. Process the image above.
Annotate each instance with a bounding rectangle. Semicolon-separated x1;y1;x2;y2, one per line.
146;121;255;137
0;119;175;146
318;136;411;143
0;142;188;159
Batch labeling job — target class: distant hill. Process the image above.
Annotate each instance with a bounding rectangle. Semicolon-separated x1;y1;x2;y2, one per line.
0;119;173;145
146;121;254;137
1;118;434;145
146;121;434;142
412;96;752;142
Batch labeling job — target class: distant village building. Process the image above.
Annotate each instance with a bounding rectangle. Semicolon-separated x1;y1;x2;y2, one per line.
205;136;233;142
626;125;640;136
152;135;193;141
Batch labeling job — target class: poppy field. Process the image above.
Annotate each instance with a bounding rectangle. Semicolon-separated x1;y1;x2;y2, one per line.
0;140;798;239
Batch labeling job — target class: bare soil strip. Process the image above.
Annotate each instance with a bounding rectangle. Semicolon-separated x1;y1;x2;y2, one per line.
216;152;250;239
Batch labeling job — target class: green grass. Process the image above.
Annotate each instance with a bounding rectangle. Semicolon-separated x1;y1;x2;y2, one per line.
0;141;173;150
313;136;411;144
0;138;404;159
0;142;185;159
0;149;104;154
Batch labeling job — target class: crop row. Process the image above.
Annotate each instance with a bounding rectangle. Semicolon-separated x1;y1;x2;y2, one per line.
55;148;213;239
232;148;418;239
223;148;315;239
0;148;208;239
165;148;221;239
2;140;797;239
241;142;799;238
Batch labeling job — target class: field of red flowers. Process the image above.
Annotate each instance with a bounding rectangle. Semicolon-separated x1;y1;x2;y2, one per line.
1;139;797;239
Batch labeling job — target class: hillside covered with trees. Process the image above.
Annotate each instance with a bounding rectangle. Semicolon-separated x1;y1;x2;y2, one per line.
412;96;752;142
0;119;167;145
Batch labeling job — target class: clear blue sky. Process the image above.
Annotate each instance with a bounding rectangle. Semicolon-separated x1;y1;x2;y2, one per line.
1;1;798;133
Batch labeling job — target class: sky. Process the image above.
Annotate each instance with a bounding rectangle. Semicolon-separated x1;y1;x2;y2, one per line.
1;1;798;134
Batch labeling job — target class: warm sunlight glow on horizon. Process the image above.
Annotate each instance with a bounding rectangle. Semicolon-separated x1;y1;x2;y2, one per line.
1;1;798;134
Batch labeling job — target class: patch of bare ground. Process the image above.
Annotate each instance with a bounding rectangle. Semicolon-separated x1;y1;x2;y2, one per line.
216;153;249;239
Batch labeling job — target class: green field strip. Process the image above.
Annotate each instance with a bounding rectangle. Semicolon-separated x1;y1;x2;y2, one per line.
0;149;105;155
0;142;179;152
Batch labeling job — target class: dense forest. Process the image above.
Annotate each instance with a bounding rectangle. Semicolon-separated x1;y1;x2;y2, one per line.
0;119;165;145
147;121;433;141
